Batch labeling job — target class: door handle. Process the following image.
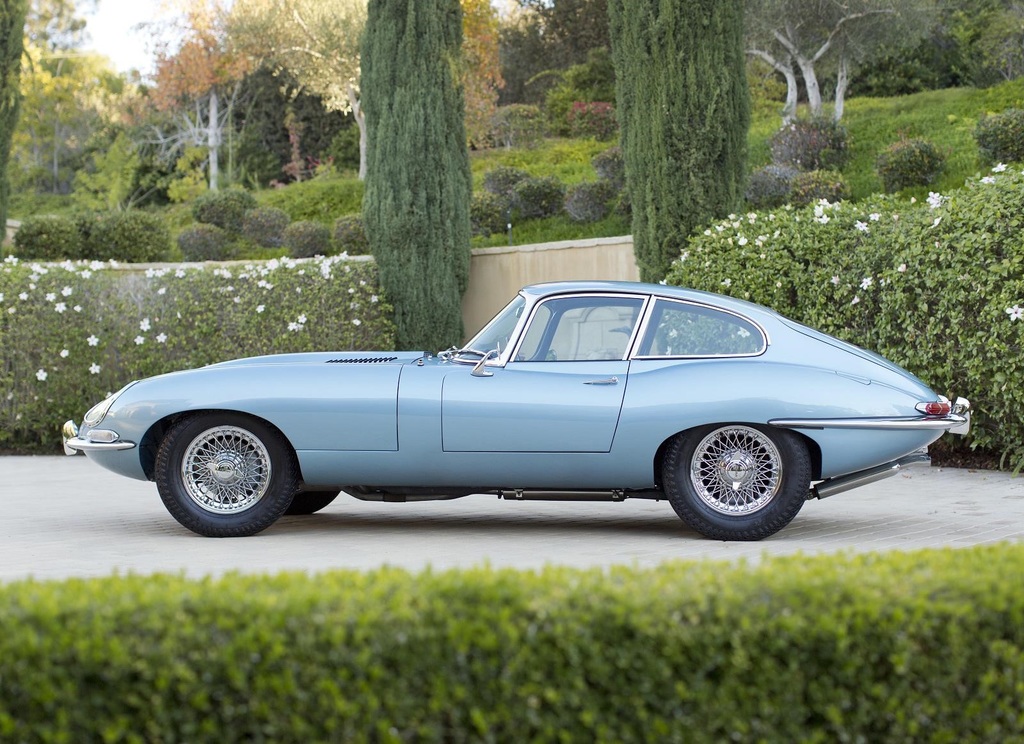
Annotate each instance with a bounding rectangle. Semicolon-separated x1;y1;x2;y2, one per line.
583;377;619;385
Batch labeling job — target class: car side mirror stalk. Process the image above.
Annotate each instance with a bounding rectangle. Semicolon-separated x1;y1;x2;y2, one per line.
471;349;500;377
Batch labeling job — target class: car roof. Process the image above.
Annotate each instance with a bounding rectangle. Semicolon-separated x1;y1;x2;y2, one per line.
520;280;781;323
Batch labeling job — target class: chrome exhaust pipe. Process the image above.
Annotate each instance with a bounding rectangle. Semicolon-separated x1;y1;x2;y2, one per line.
812;451;931;500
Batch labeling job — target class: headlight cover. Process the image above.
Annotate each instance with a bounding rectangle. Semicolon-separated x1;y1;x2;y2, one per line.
83;381;137;427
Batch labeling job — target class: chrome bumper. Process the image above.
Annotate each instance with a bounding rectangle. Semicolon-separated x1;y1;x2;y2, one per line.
62;420;137;456
771;397;971;436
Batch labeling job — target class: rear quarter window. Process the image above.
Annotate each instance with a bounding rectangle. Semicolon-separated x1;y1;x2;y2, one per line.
637;299;766;357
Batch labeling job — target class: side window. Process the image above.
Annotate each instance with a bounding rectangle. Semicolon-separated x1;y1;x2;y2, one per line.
516;296;644;362
639;299;765;357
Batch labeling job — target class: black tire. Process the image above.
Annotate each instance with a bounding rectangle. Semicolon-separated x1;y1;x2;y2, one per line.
285;490;341;515
663;424;811;541
155;413;298;537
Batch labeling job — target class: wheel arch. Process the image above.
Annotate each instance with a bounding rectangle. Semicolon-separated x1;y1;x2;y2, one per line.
652;422;822;488
139;409;303;482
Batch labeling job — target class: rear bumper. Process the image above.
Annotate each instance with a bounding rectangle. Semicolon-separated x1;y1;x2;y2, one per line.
771;397;971;436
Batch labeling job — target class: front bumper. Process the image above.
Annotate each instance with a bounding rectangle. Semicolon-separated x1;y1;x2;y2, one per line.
771;396;971;436
62;420;137;456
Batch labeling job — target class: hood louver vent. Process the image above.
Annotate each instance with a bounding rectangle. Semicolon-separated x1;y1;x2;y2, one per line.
326;356;399;364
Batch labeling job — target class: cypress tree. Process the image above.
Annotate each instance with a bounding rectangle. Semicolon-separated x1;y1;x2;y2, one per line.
362;0;472;351
0;0;27;232
608;0;749;283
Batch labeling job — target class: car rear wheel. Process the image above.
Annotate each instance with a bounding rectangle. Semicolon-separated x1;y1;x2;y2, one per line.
155;413;298;537
663;424;810;541
285;490;341;515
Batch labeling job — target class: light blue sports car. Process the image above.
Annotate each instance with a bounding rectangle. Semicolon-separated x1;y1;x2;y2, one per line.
63;281;970;541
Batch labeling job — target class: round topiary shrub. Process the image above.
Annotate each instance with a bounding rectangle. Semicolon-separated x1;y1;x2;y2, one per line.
592;146;625;190
875;138;945;193
177;224;233;262
789;170;850;206
284;220;332;258
86;211;171;262
512;176;566;220
470;192;508;238
191;189;259;233
974;108;1024;165
489;104;546;149
745;164;799;209
567;101;617;140
332;215;370;255
770;118;850;171
564;180;616;223
241;207;290;248
482;166;530;199
12;215;83;260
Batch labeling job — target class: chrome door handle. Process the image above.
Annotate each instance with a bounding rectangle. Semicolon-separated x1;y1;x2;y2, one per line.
584;377;619;385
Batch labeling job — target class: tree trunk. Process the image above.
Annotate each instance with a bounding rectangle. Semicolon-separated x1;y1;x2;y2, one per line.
834;55;849;122
207;89;219;191
794;53;822;117
348;84;366;181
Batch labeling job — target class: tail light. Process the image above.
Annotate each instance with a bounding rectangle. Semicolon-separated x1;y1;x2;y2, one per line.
916;400;951;416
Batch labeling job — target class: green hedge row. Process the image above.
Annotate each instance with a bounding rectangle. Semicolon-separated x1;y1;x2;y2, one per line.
0;256;394;451
667;164;1024;469
1;545;1023;741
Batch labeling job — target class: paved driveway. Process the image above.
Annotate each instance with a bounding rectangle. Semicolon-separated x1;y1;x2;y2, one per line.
3;456;1024;582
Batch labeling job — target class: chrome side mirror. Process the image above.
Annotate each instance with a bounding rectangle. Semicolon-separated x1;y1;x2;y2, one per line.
471;349;500;377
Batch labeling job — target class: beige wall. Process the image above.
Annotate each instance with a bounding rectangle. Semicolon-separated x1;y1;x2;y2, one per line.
3;220;19;247
462;235;637;336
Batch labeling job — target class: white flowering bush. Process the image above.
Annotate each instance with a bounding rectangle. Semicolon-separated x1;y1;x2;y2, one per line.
0;256;394;451
667;165;1024;468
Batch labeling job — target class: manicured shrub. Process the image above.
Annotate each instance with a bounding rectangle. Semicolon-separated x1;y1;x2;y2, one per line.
745;164;799;209
564;180;616;223
974;108;1024;164
489;104;546;149
191;189;258;233
567;101;617;140
2;546;1024;741
85;211;171;262
511;175;566;219
592;145;625;190
0;256;394;451
770;117;850;171
876;137;945;192
241;206;290;248
482;166;530;199
283;220;332;258
11;215;83;259
332;215;369;255
177;224;233;262
470;191;507;237
789;169;850;206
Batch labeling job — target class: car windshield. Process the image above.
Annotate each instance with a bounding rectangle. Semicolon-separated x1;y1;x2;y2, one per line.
456;294;527;360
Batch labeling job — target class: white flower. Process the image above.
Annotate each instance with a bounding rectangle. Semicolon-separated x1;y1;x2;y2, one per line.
737;236;748;246
371;295;379;304
60;349;69;358
157;287;167;295
156;333;167;343
927;192;945;210
831;275;840;286
54;303;67;313
1006;305;1023;322
61;286;73;297
139;318;151;332
256;305;265;313
175;269;186;278
80;270;92;279
45;293;56;302
73;305;82;312
297;314;307;324
18;292;27;301
854;221;869;233
851;296;861;306
352;318;362;326
721;278;732;287
89;363;101;375
87;335;99;346
134;336;145;345
288;322;302;332
898;263;907;273
815;213;830;225
993;162;1008;172
981;176;996;184
36;369;47;381
860;277;873;290
869;213;881;221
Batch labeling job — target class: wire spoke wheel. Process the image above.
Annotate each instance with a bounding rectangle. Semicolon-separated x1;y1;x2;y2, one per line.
181;425;272;514
690;425;782;515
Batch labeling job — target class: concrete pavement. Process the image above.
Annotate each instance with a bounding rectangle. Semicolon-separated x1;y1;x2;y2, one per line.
2;456;1024;582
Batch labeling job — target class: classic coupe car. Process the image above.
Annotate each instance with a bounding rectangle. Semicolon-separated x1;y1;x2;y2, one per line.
63;281;969;541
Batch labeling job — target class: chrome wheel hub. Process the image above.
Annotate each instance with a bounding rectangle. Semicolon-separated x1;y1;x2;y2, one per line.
182;426;272;514
691;426;782;515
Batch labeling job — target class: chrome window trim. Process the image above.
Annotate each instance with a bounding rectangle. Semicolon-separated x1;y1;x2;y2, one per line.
507;292;651;364
452;293;532;367
629;297;770;360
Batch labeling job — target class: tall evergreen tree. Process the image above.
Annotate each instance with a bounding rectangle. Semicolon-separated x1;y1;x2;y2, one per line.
362;0;471;350
608;0;749;283
1;0;27;230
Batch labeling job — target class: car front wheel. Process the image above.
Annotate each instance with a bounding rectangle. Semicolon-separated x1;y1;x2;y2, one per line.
662;424;811;541
155;414;298;537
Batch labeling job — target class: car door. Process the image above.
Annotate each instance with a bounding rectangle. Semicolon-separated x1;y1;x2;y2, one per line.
441;294;647;453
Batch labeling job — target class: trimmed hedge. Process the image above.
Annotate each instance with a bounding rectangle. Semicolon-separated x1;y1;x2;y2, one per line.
2;545;1024;741
974;108;1024;165
12;211;172;262
191;189;258;233
284;219;333;258
876;137;945;193
0;256;394;451
667;164;1024;469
